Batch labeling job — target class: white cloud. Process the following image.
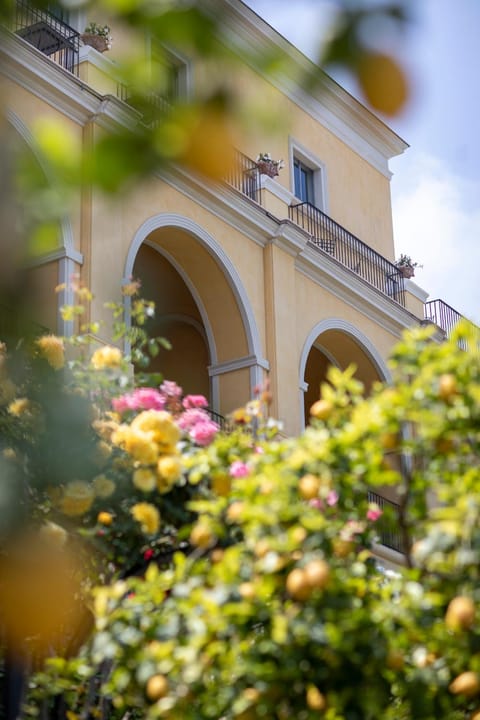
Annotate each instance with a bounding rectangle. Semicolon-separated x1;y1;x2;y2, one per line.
391;153;480;324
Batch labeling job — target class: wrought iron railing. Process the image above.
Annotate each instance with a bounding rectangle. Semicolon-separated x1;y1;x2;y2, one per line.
424;299;465;337
13;0;80;74
368;490;405;554
289;202;406;306
225;150;262;205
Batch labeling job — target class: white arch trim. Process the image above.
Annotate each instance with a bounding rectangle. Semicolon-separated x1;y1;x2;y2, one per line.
6;110;79;259
125;213;268;398
298;317;392;431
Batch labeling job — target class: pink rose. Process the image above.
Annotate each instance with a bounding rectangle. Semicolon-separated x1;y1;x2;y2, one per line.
326;490;339;507
367;506;383;522
229;460;250;478
189;420;219;446
182;394;208;410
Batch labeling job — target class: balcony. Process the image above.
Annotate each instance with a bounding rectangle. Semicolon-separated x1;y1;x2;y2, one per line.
289;202;406;307
226;150;263;205
13;0;79;74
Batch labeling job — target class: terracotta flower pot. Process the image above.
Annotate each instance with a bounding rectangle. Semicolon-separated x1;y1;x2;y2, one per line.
256;160;279;178
81;33;110;53
397;265;415;279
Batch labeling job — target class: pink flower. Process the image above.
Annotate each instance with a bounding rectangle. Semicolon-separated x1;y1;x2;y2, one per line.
326;490;339;507
309;498;324;510
143;548;154;561
182;394;208;410
189;420;219;446
160;380;183;398
177;408;210;431
367;506;383;522
112;388;165;414
229;460;250;478
255;446;264;454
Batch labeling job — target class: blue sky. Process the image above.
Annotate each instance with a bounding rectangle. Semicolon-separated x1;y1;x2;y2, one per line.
246;0;480;323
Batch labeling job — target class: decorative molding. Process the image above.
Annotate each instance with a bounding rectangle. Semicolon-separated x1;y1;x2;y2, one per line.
405;279;429;303
209;354;269;376
1;29;139;130
79;44;122;78
261;175;296;206
296;242;421;338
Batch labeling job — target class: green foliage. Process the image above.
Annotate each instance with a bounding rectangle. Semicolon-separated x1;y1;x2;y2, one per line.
15;320;480;720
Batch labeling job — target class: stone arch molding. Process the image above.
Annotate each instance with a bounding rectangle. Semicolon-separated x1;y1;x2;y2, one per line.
6;109;80;260
125;213;269;395
298;317;391;431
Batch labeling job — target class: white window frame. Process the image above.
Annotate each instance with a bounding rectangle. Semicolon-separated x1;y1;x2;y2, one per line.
289;138;328;212
147;37;191;101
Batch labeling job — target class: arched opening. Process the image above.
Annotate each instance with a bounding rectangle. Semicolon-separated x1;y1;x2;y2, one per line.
127;216;267;415
300;321;390;427
133;244;210;398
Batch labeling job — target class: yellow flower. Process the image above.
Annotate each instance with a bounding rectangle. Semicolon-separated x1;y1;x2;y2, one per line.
131;410;180;451
36;335;65;370
97;511;113;526
0;378;16;406
130;502;160;534
112;425;158;465
92;418;119;442
8;398;30;416
91;346;122;370
39;522;68;547
133;467;157;493
157;455;182;492
60;481;94;517
93;474;116;498
93;440;112;467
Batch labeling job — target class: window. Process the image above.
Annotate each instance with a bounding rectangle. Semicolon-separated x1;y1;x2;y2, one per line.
151;42;189;105
290;140;327;212
294;158;314;204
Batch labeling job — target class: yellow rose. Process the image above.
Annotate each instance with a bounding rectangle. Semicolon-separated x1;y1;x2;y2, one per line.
133;467;157;493
112;425;158;465
8;398;30;417
130;502;160;534
36;335;65;370
131;410;180;451
97;511;113;526
93;474;116;498
60;481;94;517
157;455;182;492
91;346;122;370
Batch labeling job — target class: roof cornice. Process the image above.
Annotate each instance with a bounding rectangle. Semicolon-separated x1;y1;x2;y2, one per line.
216;0;408;176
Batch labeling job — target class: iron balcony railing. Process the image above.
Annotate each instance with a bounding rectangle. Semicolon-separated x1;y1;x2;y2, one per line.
368;491;405;554
225;150;262;205
289;202;406;307
13;0;79;74
424;299;465;337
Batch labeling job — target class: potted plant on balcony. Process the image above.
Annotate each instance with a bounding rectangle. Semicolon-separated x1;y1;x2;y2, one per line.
395;254;422;279
81;22;112;53
255;152;284;178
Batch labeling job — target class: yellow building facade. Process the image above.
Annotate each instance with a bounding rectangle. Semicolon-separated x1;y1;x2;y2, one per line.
2;0;445;449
